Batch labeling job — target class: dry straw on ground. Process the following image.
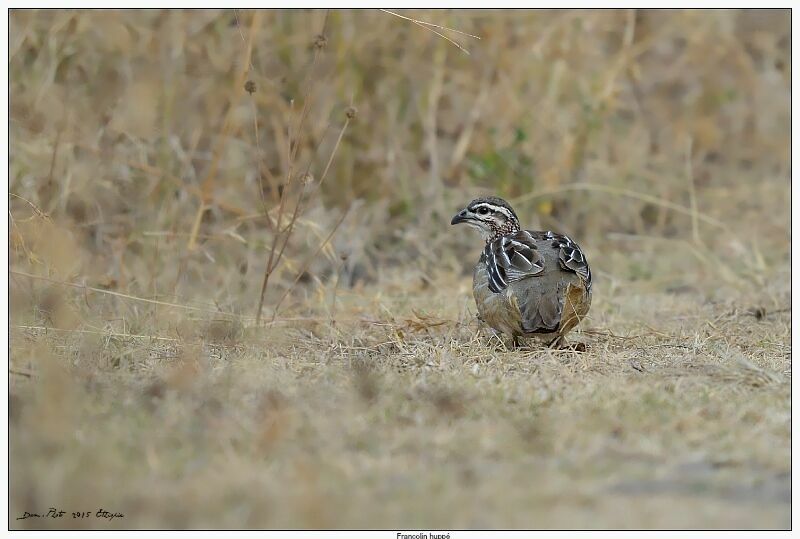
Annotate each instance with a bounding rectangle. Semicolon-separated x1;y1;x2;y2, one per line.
10;9;789;529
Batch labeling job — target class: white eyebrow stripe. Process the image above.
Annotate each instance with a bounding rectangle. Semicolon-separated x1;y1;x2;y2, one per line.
472;203;513;219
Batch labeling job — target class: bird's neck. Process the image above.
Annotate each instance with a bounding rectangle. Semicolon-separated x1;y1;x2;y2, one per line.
487;221;520;243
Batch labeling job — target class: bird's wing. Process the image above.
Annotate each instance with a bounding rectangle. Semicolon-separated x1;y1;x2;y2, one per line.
483;230;545;293
542;230;592;292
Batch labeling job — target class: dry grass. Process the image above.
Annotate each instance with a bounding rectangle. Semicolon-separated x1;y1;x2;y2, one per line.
9;9;790;530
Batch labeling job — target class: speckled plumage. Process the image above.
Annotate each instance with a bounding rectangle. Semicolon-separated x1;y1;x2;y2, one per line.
452;197;592;347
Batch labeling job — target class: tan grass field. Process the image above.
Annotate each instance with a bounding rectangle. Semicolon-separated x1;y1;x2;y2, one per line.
9;9;790;529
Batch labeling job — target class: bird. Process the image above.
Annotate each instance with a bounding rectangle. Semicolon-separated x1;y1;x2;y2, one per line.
451;196;592;349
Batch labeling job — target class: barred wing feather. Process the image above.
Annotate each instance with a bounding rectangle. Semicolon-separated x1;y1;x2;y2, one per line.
544;230;592;292
484;230;545;293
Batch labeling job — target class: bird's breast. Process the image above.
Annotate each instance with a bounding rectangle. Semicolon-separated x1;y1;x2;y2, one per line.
472;257;524;336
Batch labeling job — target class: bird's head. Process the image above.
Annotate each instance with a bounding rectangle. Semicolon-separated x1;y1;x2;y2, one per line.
451;196;521;242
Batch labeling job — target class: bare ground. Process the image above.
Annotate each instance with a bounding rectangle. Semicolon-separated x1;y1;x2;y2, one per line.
10;270;790;529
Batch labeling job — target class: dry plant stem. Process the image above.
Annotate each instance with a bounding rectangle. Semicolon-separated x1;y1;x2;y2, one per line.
10;193;50;221
255;194;288;325
319;118;351;185
151;236;160;327
12;270;371;328
330;260;344;320
249;98;275;231
255;51;323;325
380;9;478;55
187;201;207;250
270;206;351;322
685;136;702;246
255;16;328;325
46;128;62;187
12;324;184;343
380;9;480;39
188;10;262;252
11;270;244;319
255;116;299;325
270;185;308;270
266;114;351;298
290;49;323;165
270;117;338;266
175;12;261;300
9;211;37;263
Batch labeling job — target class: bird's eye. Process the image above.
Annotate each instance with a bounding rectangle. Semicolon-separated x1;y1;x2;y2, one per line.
477;207;489;215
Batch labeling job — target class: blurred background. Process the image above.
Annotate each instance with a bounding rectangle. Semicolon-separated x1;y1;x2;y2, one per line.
9;9;790;530
10;9;790;312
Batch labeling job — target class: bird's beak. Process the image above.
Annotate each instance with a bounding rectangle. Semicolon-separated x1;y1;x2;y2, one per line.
451;209;469;225
450;210;469;225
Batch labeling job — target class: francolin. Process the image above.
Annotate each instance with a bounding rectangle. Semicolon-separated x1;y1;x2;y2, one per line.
451;196;592;349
